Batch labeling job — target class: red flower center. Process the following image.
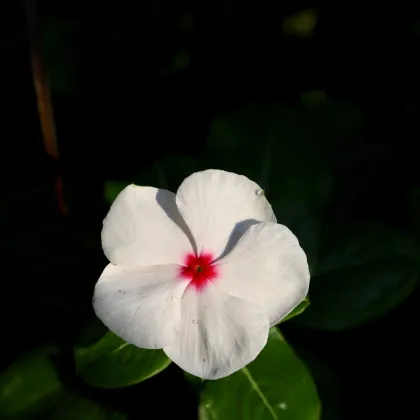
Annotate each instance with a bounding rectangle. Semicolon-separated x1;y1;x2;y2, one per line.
179;253;218;292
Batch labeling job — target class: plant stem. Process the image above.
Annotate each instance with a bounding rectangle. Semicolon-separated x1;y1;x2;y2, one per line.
24;0;68;216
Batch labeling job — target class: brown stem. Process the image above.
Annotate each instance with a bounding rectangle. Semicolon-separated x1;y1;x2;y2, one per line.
24;0;68;216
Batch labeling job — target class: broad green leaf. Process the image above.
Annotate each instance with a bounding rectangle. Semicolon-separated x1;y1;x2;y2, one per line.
279;297;310;323
297;225;420;330
74;330;171;388
200;327;321;420
0;346;61;419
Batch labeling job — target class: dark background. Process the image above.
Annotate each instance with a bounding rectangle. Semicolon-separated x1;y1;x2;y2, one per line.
1;1;420;419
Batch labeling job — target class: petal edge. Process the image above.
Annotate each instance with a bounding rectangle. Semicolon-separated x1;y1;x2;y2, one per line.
93;264;189;349
102;185;194;266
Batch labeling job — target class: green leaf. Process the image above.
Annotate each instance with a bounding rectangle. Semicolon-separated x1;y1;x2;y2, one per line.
200;327;321;420
297;224;420;330
279;297;310;323
0;346;62;419
74;330;171;388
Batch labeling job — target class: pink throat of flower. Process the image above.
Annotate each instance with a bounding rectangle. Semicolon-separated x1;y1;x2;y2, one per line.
179;253;218;291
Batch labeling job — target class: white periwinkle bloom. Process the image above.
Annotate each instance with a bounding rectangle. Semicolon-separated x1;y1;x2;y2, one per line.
93;170;310;380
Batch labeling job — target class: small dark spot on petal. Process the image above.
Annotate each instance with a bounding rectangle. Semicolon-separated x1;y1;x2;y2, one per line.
210;367;219;377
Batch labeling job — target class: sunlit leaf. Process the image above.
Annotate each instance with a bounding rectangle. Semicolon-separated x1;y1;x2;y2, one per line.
199;327;321;420
74;330;171;388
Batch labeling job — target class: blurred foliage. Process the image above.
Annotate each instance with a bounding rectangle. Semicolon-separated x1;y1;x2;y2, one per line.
204;104;333;272
282;9;318;37
299;224;420;330
0;347;62;419
41;16;82;96
0;347;126;419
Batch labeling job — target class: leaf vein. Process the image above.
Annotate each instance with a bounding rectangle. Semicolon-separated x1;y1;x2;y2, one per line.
241;367;278;420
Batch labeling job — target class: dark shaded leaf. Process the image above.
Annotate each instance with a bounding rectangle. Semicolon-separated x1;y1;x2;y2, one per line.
298;225;420;330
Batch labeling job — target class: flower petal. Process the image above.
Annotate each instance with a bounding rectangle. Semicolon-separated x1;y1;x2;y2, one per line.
93;264;189;349
163;283;269;379
216;222;310;326
102;185;194;266
176;170;276;259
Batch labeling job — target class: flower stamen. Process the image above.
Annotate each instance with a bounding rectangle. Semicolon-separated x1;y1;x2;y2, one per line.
180;253;218;291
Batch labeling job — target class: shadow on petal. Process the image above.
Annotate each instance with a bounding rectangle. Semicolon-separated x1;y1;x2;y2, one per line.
156;189;197;254
216;219;261;260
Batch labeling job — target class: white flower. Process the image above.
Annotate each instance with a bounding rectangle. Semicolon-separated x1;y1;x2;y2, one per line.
93;170;310;380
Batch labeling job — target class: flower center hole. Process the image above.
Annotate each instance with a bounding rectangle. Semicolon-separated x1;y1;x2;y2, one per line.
195;265;203;273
